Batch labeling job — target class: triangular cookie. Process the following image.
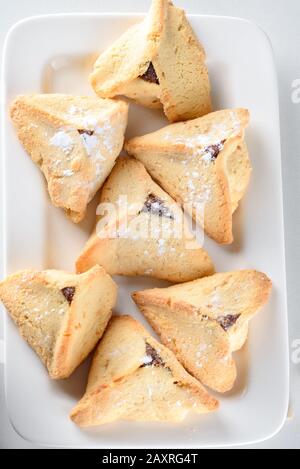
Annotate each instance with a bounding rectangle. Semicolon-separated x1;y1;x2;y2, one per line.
76;157;214;282
0;265;117;379
133;270;271;392
90;0;212;122
10;94;128;223
126;108;251;244
70;315;218;426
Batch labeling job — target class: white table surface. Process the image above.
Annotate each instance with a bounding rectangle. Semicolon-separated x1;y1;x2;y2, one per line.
0;0;299;450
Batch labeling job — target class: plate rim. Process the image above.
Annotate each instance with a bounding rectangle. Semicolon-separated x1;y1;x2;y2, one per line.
1;12;289;449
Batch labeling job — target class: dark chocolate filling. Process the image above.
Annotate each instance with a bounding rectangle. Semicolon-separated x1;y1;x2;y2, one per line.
141;194;174;219
203;139;226;162
141;343;165;367
217;314;241;331
61;286;75;305
78;129;94;136
140;62;159;85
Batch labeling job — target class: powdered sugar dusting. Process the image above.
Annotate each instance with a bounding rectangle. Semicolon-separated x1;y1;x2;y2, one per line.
68;105;79;115
62;169;74;177
184;181;212;205
157;239;166;256
95;122;115;153
210;290;222;308
82;116;98;128
80;133;99;157
142;355;153;365
50;130;74;154
163;111;241;162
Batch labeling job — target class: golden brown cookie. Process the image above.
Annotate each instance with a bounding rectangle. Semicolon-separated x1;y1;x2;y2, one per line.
90;0;212;122
0;265;117;379
70;315;218;426
126;108;251;244
10;94;128;222
76;157;214;282
133;270;272;392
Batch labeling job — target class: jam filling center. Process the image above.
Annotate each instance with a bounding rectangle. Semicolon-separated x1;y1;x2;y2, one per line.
61;286;76;304
203;139;226;161
140;62;159;85
142;343;165;367
141;194;174;219
78;129;94;136
217;314;241;331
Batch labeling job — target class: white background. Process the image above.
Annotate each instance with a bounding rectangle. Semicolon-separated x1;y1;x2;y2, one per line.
0;0;299;449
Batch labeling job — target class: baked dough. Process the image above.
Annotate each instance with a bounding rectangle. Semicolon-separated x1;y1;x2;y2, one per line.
76;156;214;282
90;0;212;122
10;94;128;223
133;270;272;392
70;315;218;426
0;265;117;379
126;108;251;244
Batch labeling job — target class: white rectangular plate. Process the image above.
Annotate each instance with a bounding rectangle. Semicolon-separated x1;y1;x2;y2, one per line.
2;13;289;448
